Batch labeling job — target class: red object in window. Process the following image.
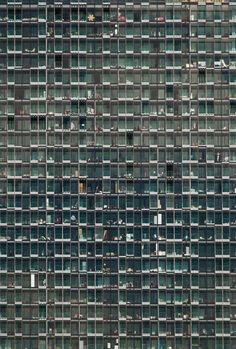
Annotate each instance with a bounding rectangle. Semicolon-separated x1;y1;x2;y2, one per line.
119;15;126;22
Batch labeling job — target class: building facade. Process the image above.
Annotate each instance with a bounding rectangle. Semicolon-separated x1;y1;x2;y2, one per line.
0;0;236;348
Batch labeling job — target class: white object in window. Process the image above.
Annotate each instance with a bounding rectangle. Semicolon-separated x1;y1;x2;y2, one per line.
198;61;206;68
31;274;35;287
185;246;190;256
154;215;157;224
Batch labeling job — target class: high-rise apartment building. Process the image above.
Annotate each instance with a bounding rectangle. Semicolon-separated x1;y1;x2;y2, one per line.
0;0;236;348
